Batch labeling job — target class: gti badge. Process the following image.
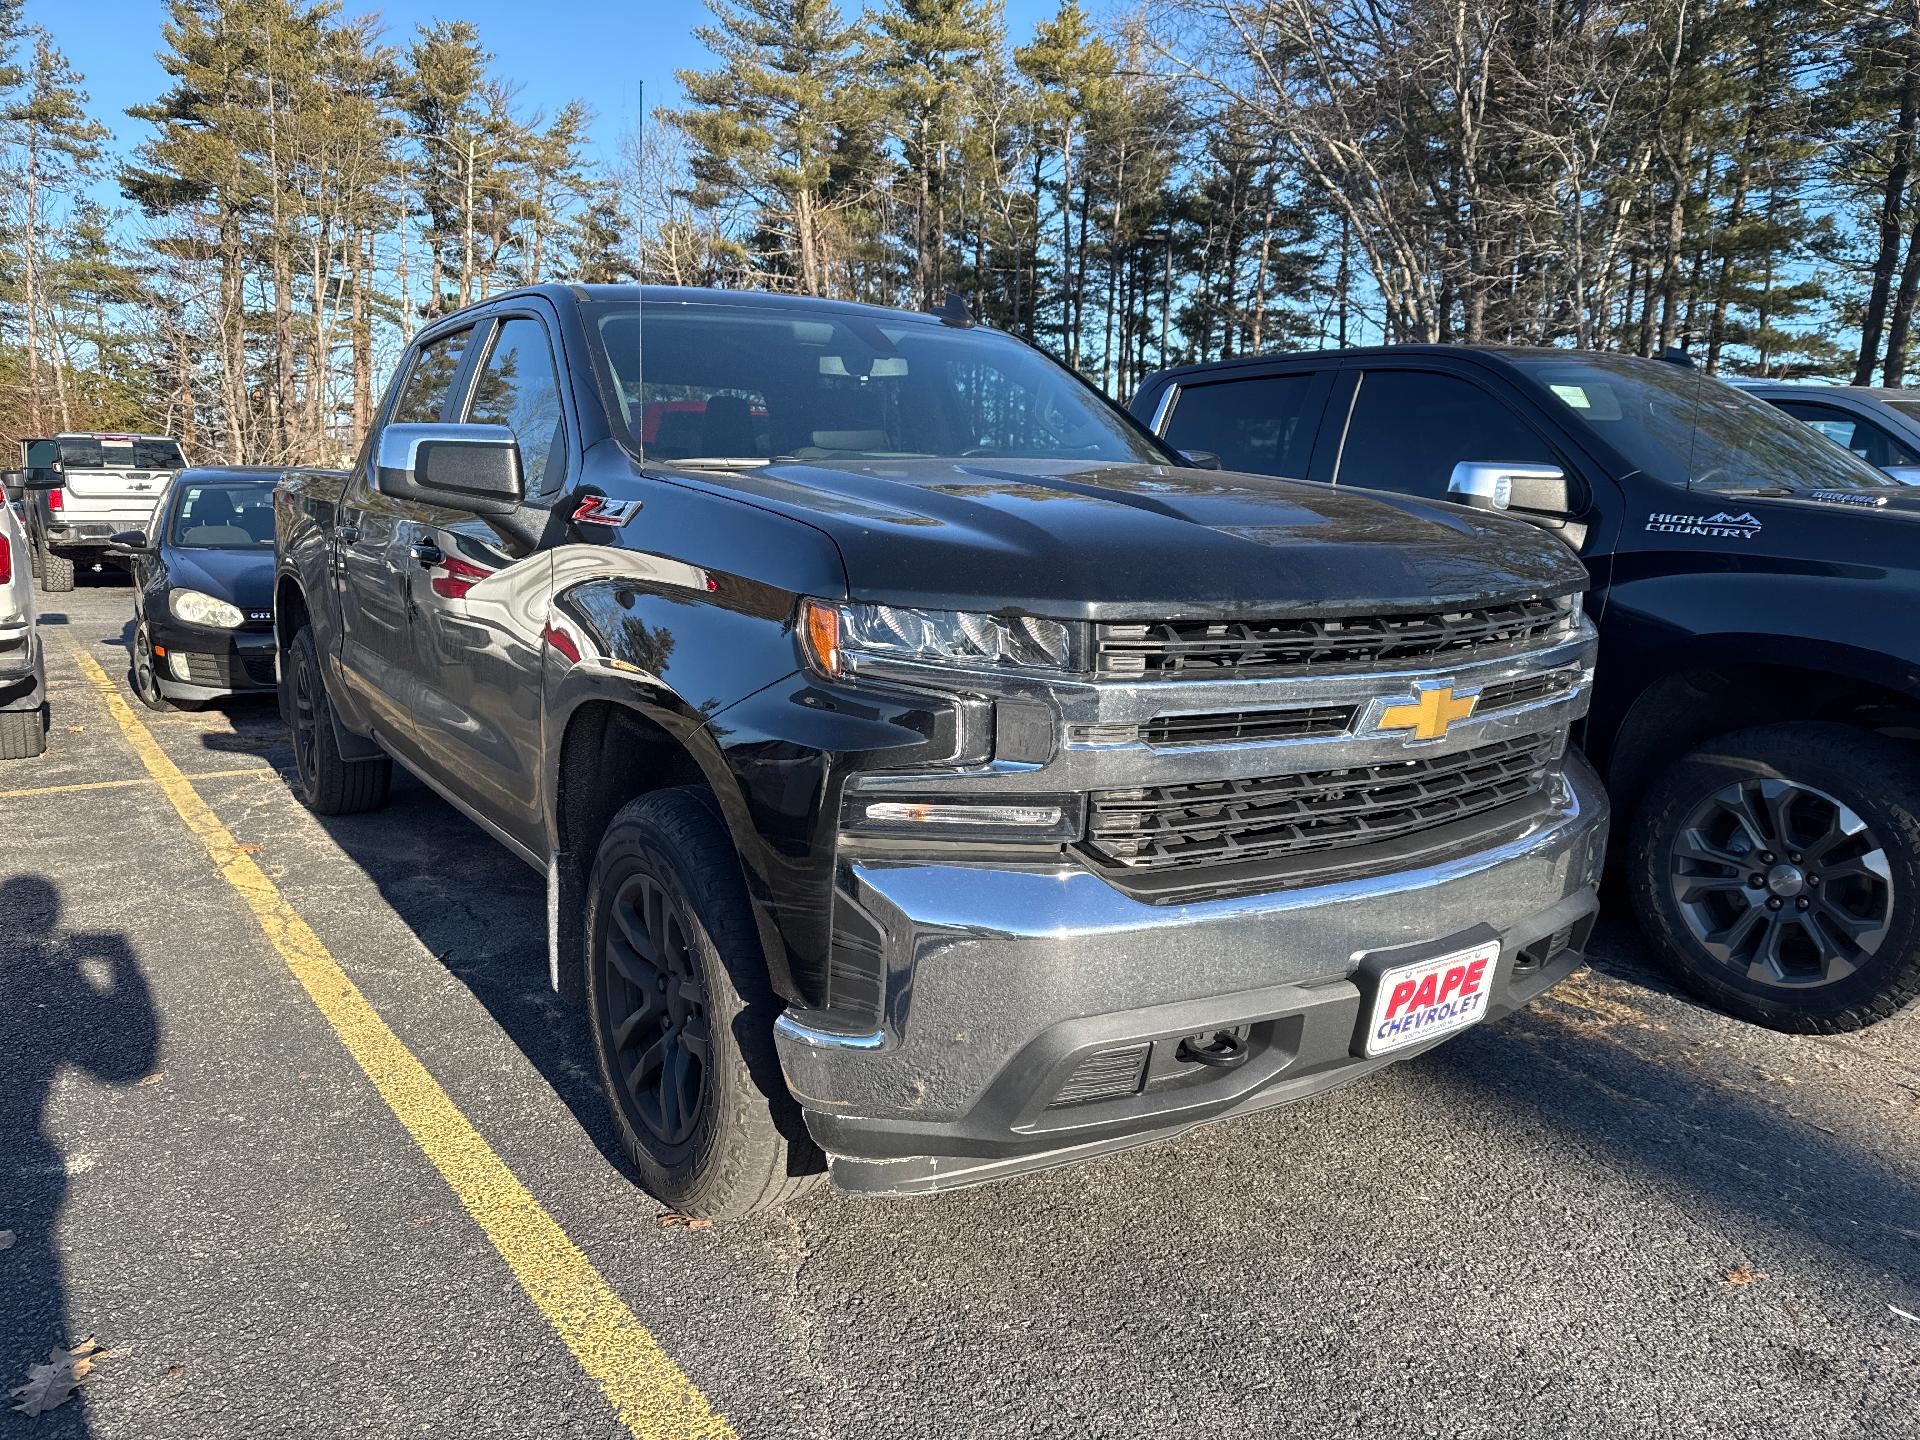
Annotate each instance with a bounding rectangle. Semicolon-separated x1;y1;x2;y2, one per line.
571;494;642;527
1361;681;1480;743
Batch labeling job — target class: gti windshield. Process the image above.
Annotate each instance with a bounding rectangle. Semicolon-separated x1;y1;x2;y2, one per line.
1511;354;1902;495
586;297;1173;467
170;480;276;549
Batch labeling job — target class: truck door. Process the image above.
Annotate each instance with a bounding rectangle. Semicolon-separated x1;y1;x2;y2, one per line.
334;324;479;762
404;313;564;853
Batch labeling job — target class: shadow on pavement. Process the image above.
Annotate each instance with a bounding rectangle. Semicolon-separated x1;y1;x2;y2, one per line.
0;875;159;1436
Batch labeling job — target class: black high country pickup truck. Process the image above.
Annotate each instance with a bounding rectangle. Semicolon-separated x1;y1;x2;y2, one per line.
1133;347;1920;1033
275;286;1609;1217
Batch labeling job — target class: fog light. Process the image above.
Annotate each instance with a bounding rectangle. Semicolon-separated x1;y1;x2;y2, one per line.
168;652;192;681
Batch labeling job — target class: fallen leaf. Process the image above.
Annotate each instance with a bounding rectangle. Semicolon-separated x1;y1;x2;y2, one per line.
10;1337;105;1416
0;1231;13;1250
162;1365;185;1383
235;844;261;855
64;726;84;734
134;1072;165;1088
656;1213;715;1231
1723;1263;1767;1286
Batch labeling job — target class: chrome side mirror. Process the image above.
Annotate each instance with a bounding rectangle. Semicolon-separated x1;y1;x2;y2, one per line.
1448;462;1571;514
376;423;524;516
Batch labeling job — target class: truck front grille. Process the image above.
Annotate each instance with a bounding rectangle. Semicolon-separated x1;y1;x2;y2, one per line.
1084;733;1557;873
1095;597;1575;678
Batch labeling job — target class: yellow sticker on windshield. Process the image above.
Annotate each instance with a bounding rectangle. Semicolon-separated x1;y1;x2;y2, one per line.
1550;384;1591;409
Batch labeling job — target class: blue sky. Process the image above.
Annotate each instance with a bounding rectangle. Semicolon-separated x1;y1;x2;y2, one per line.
31;0;1063;206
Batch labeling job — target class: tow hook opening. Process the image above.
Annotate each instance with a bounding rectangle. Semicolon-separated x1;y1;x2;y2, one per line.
1176;1028;1250;1070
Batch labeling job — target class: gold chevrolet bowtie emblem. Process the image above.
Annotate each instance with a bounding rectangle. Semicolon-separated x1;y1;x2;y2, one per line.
1376;686;1478;741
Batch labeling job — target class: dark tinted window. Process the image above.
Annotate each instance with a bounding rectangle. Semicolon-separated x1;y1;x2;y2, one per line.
391;328;473;424
1336;370;1554;499
1773;401;1920;468
466;318;566;489
1515;355;1899;494
57;436;185;470
1162;375;1317;478
588;301;1173;466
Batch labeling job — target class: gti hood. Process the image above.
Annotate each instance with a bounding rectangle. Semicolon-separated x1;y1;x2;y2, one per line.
659;457;1588;619
163;543;276;613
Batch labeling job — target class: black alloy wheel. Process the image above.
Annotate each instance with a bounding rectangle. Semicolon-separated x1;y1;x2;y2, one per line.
130;621;173;711
598;872;713;1151
288;633;320;795
1631;722;1920;1033
1666;775;1892;988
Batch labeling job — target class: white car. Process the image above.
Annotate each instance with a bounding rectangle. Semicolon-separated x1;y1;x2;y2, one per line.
0;470;49;758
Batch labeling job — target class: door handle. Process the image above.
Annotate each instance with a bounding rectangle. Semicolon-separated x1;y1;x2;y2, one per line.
336;523;361;545
409;541;445;568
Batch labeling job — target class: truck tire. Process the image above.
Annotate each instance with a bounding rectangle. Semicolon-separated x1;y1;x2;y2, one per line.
38;539;73;593
585;787;822;1219
284;624;390;815
1630;722;1920;1033
27;530;42;584
0;706;47;760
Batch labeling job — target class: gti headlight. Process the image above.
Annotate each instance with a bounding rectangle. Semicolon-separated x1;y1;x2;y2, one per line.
170;588;244;629
801;599;1079;677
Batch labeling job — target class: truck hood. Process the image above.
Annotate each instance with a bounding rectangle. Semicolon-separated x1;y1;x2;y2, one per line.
654;457;1587;619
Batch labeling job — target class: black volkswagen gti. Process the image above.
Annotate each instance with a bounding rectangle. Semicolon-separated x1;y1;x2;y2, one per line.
114;467;280;710
1132;346;1920;1033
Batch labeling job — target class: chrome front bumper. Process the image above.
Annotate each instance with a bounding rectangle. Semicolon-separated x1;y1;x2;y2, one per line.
777;752;1610;1195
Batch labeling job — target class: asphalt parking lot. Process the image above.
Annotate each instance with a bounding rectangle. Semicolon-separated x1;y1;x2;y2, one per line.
3;572;1919;1439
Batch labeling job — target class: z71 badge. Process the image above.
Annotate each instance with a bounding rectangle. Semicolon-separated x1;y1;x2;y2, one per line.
571;495;642;527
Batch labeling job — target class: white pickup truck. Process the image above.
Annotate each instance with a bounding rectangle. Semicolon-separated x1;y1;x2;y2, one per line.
19;433;187;592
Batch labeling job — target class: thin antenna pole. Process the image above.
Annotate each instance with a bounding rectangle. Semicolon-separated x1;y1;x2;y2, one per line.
637;79;645;458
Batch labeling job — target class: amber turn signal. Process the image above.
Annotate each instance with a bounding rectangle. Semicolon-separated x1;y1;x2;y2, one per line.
801;598;842;678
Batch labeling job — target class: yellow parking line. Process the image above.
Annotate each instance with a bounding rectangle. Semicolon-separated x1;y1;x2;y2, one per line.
74;653;734;1440
0;767;272;801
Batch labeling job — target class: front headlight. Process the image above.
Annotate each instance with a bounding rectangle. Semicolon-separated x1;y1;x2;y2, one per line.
170;588;244;629
800;599;1080;678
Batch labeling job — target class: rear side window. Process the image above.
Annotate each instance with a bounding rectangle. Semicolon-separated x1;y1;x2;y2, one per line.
1336;370;1555;499
1773;401;1920;468
465;318;566;490
1163;375;1318;478
391;329;473;425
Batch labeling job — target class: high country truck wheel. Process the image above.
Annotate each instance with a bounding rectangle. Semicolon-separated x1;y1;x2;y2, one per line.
585;787;823;1219
284;624;391;816
1630;722;1920;1033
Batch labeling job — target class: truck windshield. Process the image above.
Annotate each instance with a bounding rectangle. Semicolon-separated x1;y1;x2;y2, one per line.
1510;355;1900;495
58;436;186;471
585;299;1172;467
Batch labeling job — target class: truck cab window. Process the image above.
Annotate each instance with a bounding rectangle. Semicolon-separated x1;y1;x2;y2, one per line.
1774;401;1920;468
1337;370;1554;500
466;318;566;490
1164;375;1316;478
391;328;473;425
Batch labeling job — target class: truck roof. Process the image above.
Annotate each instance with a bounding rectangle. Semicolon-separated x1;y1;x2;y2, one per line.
1140;343;1669;389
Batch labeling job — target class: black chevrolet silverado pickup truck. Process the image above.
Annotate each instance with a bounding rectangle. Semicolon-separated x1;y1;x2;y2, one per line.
275;286;1609;1216
1133;346;1920;1033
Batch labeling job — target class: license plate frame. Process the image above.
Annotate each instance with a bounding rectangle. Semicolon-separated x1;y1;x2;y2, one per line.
1360;938;1501;1058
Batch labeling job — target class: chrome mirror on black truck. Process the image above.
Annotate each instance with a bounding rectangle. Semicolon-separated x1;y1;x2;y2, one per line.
1448;461;1570;513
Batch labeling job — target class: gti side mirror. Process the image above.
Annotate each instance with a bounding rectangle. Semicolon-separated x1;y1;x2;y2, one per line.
376;423;524;516
1881;463;1920;487
1448;461;1573;514
1179;449;1223;470
109;530;152;553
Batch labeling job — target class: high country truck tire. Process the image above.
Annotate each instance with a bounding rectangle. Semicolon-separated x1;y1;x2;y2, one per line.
1630;721;1920;1033
585;786;824;1219
284;624;391;816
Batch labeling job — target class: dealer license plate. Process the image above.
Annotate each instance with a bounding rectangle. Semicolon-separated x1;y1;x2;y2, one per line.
1362;940;1500;1057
